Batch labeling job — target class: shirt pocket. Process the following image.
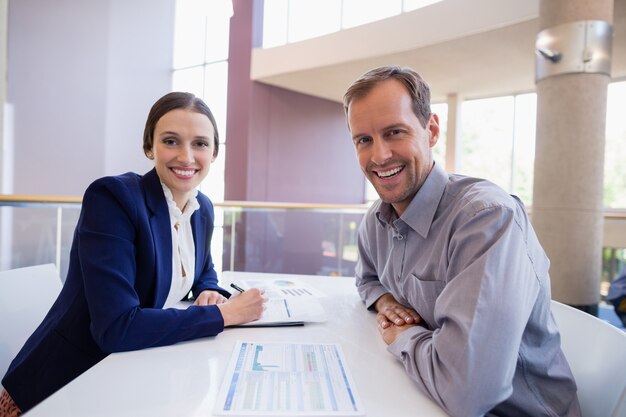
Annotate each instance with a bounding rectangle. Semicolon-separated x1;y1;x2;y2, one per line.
404;272;446;329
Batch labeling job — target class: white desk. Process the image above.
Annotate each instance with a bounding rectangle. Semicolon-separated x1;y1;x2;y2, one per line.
28;272;447;417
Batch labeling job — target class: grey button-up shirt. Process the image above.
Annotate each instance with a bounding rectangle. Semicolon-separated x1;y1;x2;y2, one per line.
356;163;580;417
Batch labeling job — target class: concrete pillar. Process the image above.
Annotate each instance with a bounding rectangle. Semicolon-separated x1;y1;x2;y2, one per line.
445;93;462;173
532;0;613;309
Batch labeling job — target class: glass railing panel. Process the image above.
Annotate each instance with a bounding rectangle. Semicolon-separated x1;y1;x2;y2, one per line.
2;196;625;291
0;198;368;278
219;207;364;277
0;204;81;281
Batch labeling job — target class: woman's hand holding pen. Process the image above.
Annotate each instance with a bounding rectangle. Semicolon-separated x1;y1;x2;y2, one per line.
217;286;266;326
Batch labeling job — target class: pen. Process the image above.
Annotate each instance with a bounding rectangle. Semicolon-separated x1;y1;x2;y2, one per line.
230;283;245;293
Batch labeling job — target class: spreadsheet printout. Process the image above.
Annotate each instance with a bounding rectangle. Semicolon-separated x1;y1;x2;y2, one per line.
215;341;365;416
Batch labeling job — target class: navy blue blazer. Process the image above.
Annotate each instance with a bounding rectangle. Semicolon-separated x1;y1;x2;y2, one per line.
2;169;230;412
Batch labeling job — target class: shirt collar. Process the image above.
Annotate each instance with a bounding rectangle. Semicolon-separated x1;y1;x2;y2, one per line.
375;162;448;239
160;182;200;222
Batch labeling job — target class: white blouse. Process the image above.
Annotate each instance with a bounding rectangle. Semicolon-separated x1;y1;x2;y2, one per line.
160;183;200;309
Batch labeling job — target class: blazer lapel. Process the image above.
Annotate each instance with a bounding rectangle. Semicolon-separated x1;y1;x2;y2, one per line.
142;169;172;308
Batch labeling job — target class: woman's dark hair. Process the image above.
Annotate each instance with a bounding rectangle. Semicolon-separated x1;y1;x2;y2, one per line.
143;92;219;157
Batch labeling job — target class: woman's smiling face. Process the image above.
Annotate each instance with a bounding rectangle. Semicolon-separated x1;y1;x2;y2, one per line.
150;108;216;209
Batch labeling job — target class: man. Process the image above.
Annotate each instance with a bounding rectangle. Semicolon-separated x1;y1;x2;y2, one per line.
344;66;580;417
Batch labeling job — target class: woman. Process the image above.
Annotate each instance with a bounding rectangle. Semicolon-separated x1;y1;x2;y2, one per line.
0;92;265;416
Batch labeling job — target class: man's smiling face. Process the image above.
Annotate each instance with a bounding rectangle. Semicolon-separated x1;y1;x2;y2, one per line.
348;79;439;216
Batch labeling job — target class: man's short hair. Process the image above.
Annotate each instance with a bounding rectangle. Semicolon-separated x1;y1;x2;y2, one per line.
343;65;432;128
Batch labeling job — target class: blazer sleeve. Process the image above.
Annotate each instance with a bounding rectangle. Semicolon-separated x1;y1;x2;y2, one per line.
78;176;225;353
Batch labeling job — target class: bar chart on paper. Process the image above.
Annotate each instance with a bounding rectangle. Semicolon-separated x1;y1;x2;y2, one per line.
215;341;365;416
240;278;326;299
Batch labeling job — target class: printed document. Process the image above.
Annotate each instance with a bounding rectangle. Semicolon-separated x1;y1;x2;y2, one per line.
240;278;326;299
215;341;365;416
234;297;326;327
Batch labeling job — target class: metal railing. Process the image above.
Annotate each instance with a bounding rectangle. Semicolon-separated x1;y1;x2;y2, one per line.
0;194;370;279
1;194;625;283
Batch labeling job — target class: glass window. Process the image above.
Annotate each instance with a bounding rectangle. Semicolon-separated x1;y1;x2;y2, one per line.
604;81;626;209
602;247;626;292
262;0;288;48
173;0;209;69
287;0;341;43
342;0;401;29
431;102;447;169
201;144;226;202
204;3;231;63
203;62;229;139
172;66;204;97
512;93;536;205
403;0;443;12
174;0;231;68
365;181;377;204
459;96;514;192
261;0;443;47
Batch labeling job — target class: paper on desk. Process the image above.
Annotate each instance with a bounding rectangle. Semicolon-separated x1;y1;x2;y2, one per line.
215;341;365;416
234;297;327;327
239;278;326;299
171;292;326;326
